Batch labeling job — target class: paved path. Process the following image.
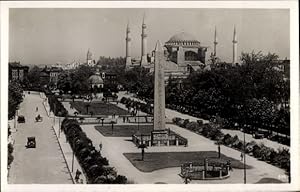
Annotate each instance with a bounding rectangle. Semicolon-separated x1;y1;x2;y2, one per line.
8;92;73;184
118;91;289;151
81;123;288;184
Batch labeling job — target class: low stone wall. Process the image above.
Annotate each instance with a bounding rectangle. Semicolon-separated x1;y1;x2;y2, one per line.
180;163;230;180
132;132;188;147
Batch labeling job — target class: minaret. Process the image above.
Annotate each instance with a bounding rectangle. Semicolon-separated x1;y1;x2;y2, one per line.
141;14;148;66
153;40;165;130
125;21;132;68
213;26;218;57
232;25;238;65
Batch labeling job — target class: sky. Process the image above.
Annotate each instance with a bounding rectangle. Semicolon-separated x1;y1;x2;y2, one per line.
9;8;290;65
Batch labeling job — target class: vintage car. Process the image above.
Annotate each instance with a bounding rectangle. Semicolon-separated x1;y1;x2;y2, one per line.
27;137;36;148
17;115;25;123
35;115;43;122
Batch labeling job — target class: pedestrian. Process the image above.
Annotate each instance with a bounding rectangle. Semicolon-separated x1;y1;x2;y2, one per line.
36;107;38;112
99;142;102;151
75;169;81;183
240;152;244;161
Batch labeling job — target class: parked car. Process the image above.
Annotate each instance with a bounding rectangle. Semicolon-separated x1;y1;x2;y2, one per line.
27;137;36;148
17;115;25;123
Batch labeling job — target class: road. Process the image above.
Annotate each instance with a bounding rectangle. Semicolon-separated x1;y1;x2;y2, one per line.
8;92;73;184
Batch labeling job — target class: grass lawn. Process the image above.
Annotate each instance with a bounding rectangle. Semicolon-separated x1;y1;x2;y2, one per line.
95;124;178;137
70;101;129;116
255;178;284;183
124;151;252;172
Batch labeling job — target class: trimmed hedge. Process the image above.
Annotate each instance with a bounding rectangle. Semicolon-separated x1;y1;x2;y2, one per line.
47;94;68;117
120;97;153;115
61;118;127;184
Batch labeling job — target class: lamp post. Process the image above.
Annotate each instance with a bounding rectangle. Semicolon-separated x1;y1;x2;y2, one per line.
241;127;246;184
101;118;104;126
71;138;75;172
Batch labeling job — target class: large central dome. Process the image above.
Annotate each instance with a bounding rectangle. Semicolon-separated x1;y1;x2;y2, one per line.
167;32;199;43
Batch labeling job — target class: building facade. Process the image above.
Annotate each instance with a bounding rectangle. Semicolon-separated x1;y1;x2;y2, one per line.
9;62;29;82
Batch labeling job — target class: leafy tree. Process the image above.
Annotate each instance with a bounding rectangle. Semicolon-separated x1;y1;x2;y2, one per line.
8;81;23;119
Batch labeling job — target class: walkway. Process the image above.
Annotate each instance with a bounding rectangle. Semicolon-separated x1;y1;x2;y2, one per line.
81;123;288;184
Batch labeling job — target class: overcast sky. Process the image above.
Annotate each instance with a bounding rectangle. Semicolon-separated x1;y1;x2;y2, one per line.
9;8;290;65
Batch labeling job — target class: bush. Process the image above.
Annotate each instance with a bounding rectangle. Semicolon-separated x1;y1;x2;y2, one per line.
8;153;14;167
185;122;200;132
8;143;14;153
61;119;127;184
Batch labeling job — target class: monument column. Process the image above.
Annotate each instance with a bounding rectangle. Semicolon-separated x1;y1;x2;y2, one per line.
125;22;132;68
153;40;166;130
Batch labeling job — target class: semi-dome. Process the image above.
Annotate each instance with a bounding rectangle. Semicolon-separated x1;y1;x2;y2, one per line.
167;32;199;43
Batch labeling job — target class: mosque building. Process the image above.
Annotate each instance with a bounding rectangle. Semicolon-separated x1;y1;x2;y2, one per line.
125;15;239;80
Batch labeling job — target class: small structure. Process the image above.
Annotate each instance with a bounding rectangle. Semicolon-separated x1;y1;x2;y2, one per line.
88;69;104;91
180;159;230;180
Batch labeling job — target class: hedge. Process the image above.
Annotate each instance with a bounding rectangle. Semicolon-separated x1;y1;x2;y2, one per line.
61;118;127;184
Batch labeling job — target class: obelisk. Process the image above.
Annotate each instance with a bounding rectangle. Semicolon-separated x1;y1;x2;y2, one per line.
153;40;165;130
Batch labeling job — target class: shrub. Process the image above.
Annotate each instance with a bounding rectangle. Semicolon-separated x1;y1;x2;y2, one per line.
185;122;200;132
61;119;127;184
8;153;14;167
8;143;14;154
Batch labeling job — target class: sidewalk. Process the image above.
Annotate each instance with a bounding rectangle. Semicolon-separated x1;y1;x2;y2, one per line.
42;94;87;184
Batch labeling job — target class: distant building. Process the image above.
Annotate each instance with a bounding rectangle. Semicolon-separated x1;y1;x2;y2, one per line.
9;62;29;82
88;68;104;90
40;66;62;86
86;49;96;67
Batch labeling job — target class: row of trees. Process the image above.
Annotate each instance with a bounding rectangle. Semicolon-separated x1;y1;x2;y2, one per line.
47;94;68;117
173;117;290;178
123;52;290;139
61;119;128;184
120;97;153;115
8;81;24;119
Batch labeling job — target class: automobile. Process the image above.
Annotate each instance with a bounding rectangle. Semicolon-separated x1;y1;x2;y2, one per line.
35;115;43;122
17;115;25;123
253;132;265;139
27;137;36;148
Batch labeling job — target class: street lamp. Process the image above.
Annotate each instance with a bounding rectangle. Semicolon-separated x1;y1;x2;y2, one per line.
241;127;246;184
101;117;104;126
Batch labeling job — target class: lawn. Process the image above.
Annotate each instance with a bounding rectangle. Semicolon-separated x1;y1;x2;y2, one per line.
124;151;252;172
95;124;153;137
95;124;179;137
255;178;284;183
70;101;129;116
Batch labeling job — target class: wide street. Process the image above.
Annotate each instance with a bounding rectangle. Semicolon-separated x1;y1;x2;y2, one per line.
8;92;72;184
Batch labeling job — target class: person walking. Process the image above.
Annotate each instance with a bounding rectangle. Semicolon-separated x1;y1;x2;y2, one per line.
36;107;38;112
75;169;81;183
240;152;244;161
99;142;103;151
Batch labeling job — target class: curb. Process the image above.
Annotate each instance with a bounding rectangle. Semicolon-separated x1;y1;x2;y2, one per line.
51;125;75;184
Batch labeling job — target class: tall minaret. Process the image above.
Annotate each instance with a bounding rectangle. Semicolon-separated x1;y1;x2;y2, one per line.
125;21;132;68
213;26;218;57
141;14;148;65
232;25;238;65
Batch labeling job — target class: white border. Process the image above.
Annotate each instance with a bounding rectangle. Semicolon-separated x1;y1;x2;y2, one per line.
1;1;299;192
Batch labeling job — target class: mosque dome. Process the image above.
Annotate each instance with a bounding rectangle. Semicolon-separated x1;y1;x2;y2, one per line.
88;70;103;84
167;32;200;43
